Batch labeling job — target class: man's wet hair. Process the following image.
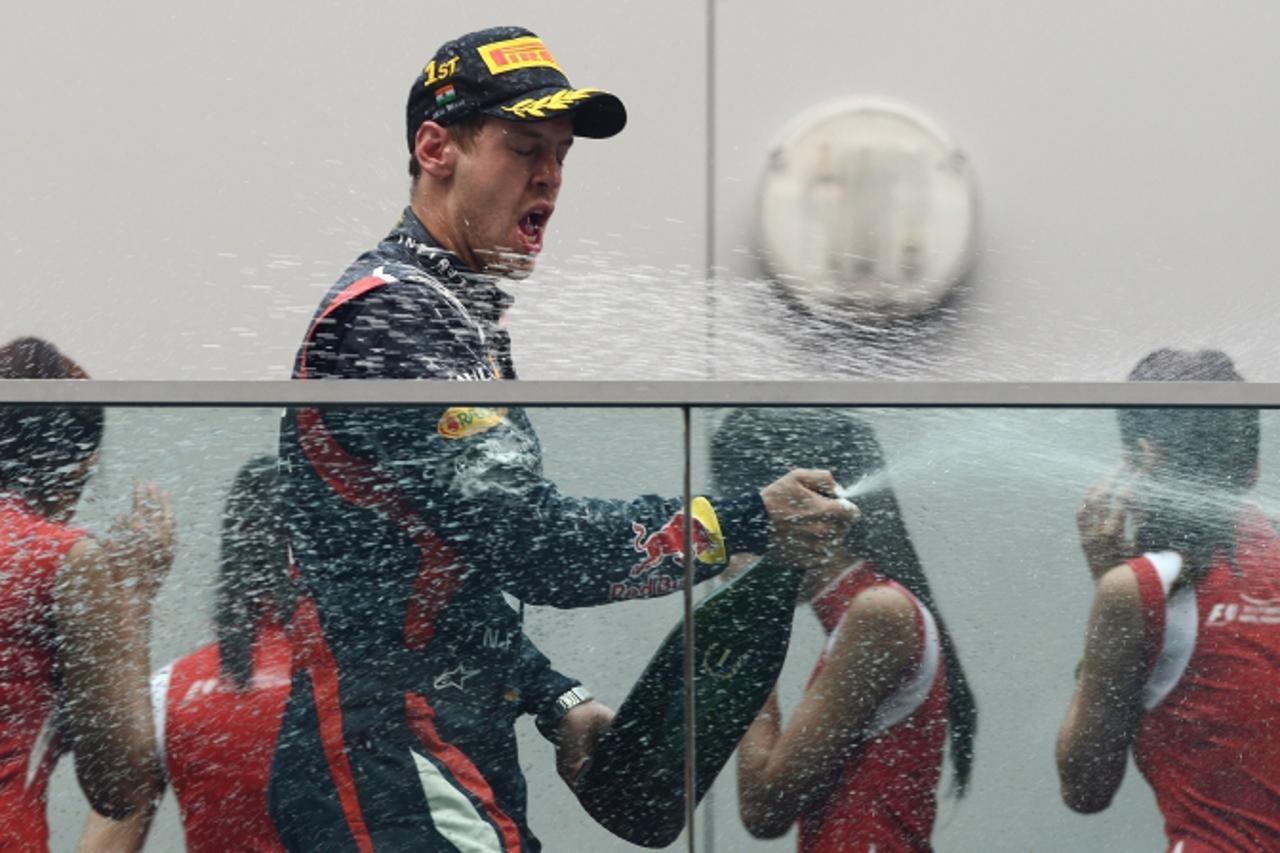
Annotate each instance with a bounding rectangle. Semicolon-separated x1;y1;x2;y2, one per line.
408;113;490;181
0;337;103;504
1119;348;1258;572
710;408;977;796
215;455;296;690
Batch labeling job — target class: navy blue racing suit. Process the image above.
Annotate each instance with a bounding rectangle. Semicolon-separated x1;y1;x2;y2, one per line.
269;208;769;851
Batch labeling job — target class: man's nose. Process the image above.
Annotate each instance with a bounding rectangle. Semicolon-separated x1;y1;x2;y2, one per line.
533;152;562;190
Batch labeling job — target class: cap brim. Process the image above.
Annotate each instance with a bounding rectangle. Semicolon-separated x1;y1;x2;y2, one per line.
482;87;627;139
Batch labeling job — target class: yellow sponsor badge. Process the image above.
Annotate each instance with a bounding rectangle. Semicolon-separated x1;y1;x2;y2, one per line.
690;496;728;565
437;407;508;440
478;36;563;75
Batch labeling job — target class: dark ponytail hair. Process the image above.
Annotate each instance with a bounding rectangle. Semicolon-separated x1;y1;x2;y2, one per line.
216;455;295;689
0;337;103;507
709;408;976;795
1119;349;1258;579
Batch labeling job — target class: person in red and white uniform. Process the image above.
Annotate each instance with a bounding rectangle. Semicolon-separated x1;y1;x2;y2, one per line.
78;456;292;852
0;337;173;851
720;409;977;853
1058;348;1280;852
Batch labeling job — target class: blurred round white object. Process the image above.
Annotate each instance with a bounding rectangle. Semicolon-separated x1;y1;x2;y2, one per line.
757;97;978;320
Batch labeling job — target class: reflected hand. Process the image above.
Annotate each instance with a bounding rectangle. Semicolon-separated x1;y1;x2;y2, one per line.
104;482;175;603
761;469;859;572
1077;464;1144;581
556;699;615;787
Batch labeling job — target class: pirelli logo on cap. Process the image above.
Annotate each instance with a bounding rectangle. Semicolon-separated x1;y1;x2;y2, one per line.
479;36;563;75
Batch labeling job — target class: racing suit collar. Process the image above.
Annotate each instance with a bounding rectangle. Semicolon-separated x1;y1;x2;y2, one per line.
392;207;514;325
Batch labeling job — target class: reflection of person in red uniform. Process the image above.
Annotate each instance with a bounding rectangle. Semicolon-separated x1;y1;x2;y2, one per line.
1058;349;1280;851
721;409;977;852
79;456;293;852
0;337;173;849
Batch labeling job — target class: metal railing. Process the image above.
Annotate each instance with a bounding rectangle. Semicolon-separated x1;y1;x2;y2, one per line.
2;379;1279;407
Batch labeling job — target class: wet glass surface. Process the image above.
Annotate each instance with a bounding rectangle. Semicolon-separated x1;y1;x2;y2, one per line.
695;406;1280;852
2;403;1270;850
22;406;694;851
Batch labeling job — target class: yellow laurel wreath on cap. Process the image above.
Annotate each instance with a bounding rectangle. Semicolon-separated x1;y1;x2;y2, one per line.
501;88;601;119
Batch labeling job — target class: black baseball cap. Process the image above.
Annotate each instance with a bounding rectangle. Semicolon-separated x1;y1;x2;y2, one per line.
406;26;627;152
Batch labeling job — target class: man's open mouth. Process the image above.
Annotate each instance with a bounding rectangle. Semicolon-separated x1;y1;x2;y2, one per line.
517;205;553;251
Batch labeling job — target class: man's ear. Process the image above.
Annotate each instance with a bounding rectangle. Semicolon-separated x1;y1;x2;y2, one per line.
414;121;456;179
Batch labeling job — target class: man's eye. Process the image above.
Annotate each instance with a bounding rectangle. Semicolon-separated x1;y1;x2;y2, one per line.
513;148;535;157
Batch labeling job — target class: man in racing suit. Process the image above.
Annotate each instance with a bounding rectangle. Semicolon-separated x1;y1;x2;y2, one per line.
270;26;854;852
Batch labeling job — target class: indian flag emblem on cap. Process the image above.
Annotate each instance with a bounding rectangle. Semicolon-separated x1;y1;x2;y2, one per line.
436;84;457;107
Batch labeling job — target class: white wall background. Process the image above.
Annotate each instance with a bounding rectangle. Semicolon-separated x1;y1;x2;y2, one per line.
707;0;1280;383
5;0;1279;850
6;2;1279;383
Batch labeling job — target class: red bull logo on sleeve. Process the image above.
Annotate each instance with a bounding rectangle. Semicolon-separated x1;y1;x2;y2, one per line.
627;497;727;579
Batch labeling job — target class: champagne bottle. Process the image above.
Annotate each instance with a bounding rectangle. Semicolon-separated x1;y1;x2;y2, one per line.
574;554;802;848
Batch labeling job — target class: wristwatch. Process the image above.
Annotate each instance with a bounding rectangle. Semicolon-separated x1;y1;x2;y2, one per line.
535;685;594;743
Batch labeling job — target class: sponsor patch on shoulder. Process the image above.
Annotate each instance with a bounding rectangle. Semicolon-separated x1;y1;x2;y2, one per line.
438;407;508;440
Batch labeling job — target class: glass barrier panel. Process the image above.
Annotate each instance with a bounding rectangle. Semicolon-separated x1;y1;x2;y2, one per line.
15;405;691;852
693;405;1278;852
14;401;1279;852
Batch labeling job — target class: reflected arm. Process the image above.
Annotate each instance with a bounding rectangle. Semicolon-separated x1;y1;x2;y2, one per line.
358;404;766;606
315;291;769;607
1055;564;1148;813
54;538;167;818
736;585;917;838
513;630;579;717
510;631;615;787
77;800;157;853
